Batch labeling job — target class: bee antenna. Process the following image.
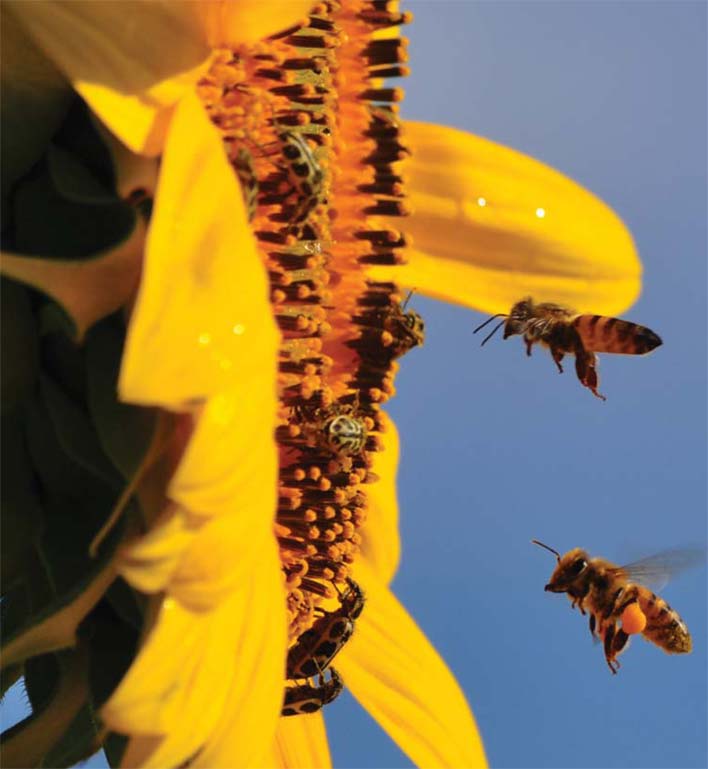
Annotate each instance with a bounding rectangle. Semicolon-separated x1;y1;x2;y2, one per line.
473;313;507;334
401;289;416;311
531;539;561;562
478;319;507;347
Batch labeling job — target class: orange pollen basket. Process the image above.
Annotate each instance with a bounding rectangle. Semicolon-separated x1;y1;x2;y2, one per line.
198;1;415;648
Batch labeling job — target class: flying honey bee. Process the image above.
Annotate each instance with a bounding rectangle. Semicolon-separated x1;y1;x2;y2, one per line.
473;297;662;400
532;540;703;673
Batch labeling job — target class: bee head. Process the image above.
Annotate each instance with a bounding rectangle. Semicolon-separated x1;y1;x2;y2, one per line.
544;547;591;592
502;297;534;339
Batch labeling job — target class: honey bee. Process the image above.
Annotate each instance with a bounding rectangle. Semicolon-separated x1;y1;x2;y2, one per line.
473;297;662;400
532;540;702;673
383;291;425;359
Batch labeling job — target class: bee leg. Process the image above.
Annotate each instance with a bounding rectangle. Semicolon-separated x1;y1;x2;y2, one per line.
614;588;640;618
550;347;565;374
612;629;630;656
588;614;597;638
604;588;623;620
525;337;534;357
603;623;620;674
575;349;607;401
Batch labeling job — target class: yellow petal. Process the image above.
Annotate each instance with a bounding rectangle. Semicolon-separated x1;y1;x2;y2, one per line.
0;217;145;342
6;1;212;155
118;507;195;594
370;121;641;316
339;561;487;769
169;387;276;529
121;382;279;611
119;91;279;409
8;2;319;155
192;538;286;769
194;0;318;48
359;412;400;584
268;713;332;769
105;540;286;769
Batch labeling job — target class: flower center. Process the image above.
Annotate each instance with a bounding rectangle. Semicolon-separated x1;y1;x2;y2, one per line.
199;0;418;675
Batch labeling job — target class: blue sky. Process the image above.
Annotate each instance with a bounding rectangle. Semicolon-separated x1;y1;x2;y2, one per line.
327;2;707;768
3;3;705;768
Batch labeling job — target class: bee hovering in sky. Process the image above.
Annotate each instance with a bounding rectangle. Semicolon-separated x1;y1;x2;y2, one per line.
473;297;662;400
532;540;703;674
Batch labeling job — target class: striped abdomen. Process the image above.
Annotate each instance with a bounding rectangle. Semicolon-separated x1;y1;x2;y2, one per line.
637;588;692;654
573;315;662;355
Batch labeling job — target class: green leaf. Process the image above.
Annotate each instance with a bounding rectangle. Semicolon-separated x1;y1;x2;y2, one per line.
1;277;39;413
24;653;59;713
105;578;145;632
86;601;138;709
37;301;76;340
0;9;72;221
38;373;122;489
103;733;127;768
40;702;101;769
1;409;44;590
0;649;89;769
47;143;116;205
53;99;117;194
40;327;86;403
12;150;135;259
2;394;130;668
85;316;158;481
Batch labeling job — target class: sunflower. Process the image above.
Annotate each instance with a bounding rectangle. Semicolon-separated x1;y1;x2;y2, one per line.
1;2;640;768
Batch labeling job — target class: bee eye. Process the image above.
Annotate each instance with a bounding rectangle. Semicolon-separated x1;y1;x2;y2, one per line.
568;558;588;576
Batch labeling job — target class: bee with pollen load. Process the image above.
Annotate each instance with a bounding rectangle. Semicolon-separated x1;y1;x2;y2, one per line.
474;297;662;400
532;540;701;674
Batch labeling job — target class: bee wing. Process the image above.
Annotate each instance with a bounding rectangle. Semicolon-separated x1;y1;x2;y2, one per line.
613;548;706;591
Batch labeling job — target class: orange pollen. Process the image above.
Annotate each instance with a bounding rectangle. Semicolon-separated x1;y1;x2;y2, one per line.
620;602;647;635
198;2;421;652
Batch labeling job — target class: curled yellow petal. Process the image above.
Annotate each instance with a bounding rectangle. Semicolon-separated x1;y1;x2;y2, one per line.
105;537;285;769
370;121;641;316
119;91;279;409
118;507;194;594
360;412;400;585
339;561;487;769
168;387;276;531
269;713;332;769
6;0;211;155
8;1;320;155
